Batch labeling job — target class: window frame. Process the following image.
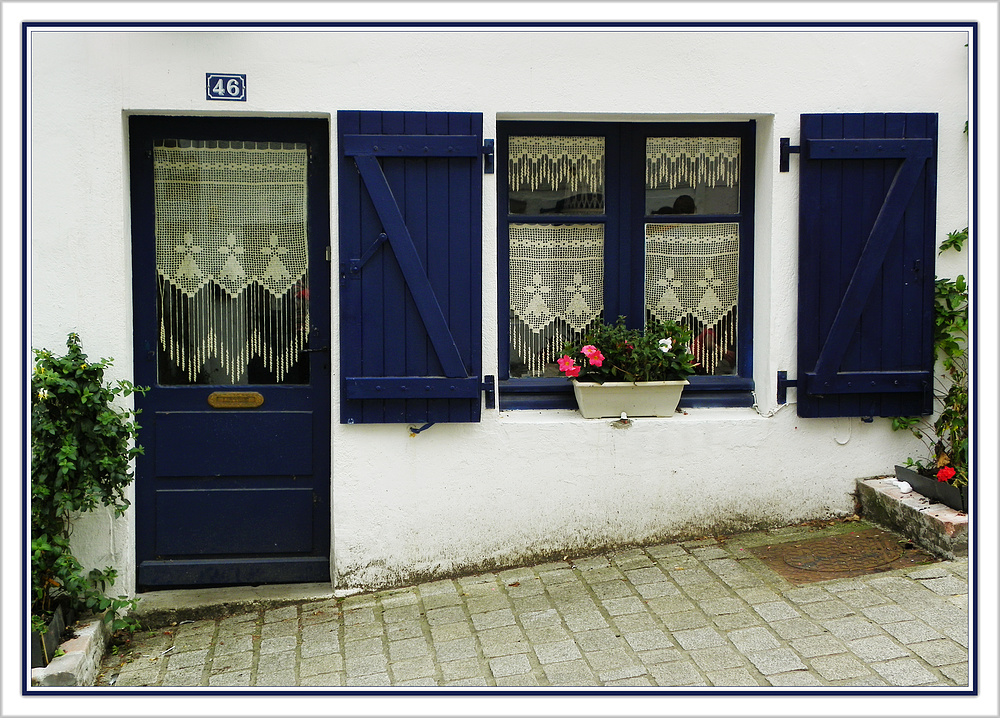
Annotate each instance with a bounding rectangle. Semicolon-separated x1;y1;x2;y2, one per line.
497;119;756;410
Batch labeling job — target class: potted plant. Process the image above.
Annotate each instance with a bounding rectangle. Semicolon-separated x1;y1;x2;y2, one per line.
892;229;968;512
557;316;697;418
31;333;146;667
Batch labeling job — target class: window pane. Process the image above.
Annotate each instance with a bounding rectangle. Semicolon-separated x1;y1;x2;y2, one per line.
154;139;310;385
508;136;605;215
645;223;739;375
509;223;604;377
646;137;740;215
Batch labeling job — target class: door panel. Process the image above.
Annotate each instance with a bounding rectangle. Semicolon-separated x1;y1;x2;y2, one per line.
130;116;331;588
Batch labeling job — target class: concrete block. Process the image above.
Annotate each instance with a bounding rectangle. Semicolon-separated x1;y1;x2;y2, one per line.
857;478;968;559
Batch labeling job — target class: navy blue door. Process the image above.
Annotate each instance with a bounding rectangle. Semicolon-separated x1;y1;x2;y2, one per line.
129;116;331;588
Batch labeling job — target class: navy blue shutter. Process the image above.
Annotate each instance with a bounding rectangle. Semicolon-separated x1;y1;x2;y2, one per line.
338;111;483;423
797;113;938;418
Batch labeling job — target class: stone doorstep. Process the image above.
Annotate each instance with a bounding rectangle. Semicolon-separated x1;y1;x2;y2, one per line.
31;616;110;687
857;477;969;560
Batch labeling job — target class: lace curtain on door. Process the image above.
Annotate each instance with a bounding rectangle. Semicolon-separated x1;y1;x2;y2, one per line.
646;137;741;190
509;224;604;377
154;141;309;383
645;223;739;374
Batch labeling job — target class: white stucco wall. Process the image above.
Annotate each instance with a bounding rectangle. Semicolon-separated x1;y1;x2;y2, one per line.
27;26;971;593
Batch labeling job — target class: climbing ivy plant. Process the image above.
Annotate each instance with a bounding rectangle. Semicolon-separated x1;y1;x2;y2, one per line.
31;333;147;631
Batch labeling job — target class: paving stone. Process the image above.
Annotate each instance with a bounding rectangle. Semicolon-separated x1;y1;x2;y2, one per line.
846;635;910;662
644;596;697;615
880;619;943;645
388;636;430;661
591;580;633;600
165;648;209;669
906;566;951;579
746;648;806;675
260;635;297;655
649;660;706;686
207;669;251;687
634;581;682;599
425;606;467;626
344;653;388;677
860;604;915;624
478;625;529;657
783;586;831;604
534;639;582;664
660;610;710;631
542;659;597;686
614;612;659;634
430;621;472;643
466;593;511;614
254;668;296;687
495;673;538;686
635;648;685;666
300;652;344;677
585;648;646;681
622;630;673;652
562;611;609;632
433;636;477;662
688;645;745;671
645;543;687;558
707;667;762;686
471;608;516;631
379;590;419;608
348;671;392;686
808;653;871;681
524;626;571;645
939;661;969;685
727;626;779;653
837;588;890;609
681;582;728;600
385;621;423;641
822;616;884;641
510;594;552;614
799;600;856;620
572;628;622;653
382;604;422;624
390;655;436;681
601;596;647;616
735;587;782;604
751;601;801;622
162;665;204;686
445;676;489;686
918;577;968;597
440;657;483;682
907;638;967;667
213;635;253;656
257;651;296;674
419;579;459;597
766;670;825;686
343;621;382;640
789;634;846;658
713;611;763;631
605;675;654;686
624;567;670;584
701;597;746;616
263;606;298;623
344;636;383;658
489;653;531;678
342;606;376;625
872;657;938;686
672;626;725;650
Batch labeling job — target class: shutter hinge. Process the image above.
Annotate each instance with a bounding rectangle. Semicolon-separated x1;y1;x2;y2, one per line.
325;245;331;261
481;374;496;409
482;139;495;174
779;138;800;173
777;370;797;404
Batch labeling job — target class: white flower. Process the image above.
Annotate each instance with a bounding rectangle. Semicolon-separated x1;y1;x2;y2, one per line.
658;337;673;353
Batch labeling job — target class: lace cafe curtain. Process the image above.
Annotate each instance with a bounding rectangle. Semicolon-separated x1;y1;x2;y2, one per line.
509;224;604;377
645;223;740;374
508;136;605;194
154;141;310;384
645;136;741;191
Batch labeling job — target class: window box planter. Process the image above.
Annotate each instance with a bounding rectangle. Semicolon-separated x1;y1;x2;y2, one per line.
572;379;688;419
31;603;75;668
894;465;968;513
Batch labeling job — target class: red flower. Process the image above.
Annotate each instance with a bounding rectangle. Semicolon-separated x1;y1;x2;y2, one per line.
936;466;956;483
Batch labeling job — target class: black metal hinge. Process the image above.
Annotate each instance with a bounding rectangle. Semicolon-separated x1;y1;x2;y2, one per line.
779;138;800;173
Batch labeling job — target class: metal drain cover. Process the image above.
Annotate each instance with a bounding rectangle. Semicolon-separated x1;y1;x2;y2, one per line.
750;528;937;585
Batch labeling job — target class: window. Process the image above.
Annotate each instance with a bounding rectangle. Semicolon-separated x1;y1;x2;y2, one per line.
497;121;756;409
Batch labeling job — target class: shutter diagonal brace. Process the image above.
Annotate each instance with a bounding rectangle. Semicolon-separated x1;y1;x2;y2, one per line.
351;154;468;379
810;140;932;384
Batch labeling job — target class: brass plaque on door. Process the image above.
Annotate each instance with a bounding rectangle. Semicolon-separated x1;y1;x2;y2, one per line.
207;391;265;409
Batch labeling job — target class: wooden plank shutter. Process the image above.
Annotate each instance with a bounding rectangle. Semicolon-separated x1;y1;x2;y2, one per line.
797;113;938;418
338;111;484;423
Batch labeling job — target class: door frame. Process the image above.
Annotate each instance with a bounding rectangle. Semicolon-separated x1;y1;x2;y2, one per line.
128;114;332;588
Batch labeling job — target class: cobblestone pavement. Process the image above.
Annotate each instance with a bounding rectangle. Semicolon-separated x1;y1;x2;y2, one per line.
96;525;970;689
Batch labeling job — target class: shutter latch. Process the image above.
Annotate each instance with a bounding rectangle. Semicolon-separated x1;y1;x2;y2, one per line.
777;370;797;404
779;138;801;172
481;375;496;409
482;139;495;174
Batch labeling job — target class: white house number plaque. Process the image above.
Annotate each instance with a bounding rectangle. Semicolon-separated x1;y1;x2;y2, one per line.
206;73;246;102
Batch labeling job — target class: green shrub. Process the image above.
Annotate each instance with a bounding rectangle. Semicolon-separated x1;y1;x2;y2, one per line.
31;333;147;631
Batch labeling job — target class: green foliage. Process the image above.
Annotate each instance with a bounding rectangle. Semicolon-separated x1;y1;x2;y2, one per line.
891;233;969;488
559;316;697;383
31;333;147;627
